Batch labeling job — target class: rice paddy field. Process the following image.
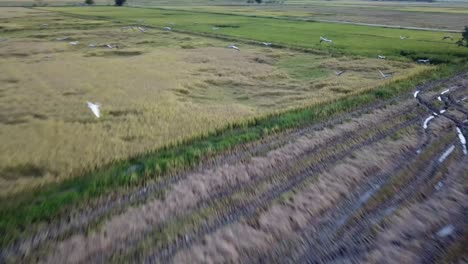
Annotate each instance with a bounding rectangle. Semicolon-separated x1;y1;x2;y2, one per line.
0;6;434;196
0;2;467;262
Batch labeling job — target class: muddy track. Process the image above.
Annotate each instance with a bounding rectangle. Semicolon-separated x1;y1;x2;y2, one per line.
244;128;449;263
143;116;421;263
295;137;459;264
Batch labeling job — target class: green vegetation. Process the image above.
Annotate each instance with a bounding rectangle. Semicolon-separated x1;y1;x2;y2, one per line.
42;6;468;63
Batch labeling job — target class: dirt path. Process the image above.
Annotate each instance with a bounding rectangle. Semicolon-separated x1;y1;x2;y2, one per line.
4;72;467;263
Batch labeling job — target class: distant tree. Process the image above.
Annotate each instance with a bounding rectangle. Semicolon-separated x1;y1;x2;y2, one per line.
85;0;94;5
115;0;126;6
456;26;468;47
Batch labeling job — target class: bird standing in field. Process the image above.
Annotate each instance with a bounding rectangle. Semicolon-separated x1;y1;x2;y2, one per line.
335;70;345;76
87;102;101;118
227;45;240;51
378;70;391;79
262;42;272;47
320;36;332;44
399;36;408;40
378;55;386;59
417;59;430;64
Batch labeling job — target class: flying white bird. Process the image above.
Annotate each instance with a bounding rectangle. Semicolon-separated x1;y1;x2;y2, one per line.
163;27;172;31
262;42;272;46
335;70;345;76
378;55;386;59
87;102;101;118
69;41;79;45
379;70;391;79
399;36;408;40
417;59;430;64
320;36;332;44
227;45;240;51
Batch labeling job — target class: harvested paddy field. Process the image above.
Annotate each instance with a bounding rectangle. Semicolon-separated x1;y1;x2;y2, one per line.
0;7;426;195
0;4;467;263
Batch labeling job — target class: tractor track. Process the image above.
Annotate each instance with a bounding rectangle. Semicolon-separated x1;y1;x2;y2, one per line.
295;137;459;264
243;125;452;263
143;115;421;264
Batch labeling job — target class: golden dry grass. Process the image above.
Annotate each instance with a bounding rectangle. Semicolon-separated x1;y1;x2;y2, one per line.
0;7;427;196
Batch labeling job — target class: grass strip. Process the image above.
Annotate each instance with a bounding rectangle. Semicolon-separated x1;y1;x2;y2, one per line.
0;63;464;247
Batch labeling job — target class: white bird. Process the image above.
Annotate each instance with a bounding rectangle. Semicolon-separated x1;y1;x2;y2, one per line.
227;45;240;51
88;43;97;48
87;102;101;118
262;42;272;46
40;23;49;27
320;36;332;44
418;59;430;64
138;27;147;33
434;181;443;191
69;41;79;45
163;27;172;31
379;70;391;79
378;55;386;59
56;37;69;41
335;70;345;76
413;90;420;98
399;36;408;40
212;27;220;30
